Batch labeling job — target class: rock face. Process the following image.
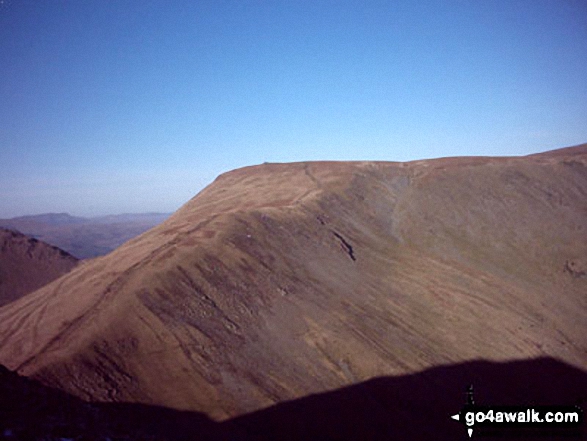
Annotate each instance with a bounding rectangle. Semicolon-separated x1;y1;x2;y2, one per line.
0;228;78;307
0;145;585;422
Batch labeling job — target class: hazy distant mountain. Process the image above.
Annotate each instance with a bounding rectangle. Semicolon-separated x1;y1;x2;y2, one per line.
5;212;87;226
0;145;585;434
0;212;171;259
0;228;78;307
90;212;173;224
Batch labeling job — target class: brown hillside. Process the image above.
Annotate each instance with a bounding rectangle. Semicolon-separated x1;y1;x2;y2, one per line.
0;228;78;307
0;145;585;422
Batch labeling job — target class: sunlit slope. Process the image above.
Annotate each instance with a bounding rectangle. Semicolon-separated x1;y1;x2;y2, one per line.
0;146;585;420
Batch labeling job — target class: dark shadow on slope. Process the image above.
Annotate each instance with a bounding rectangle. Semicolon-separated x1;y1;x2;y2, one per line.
0;364;220;441
226;357;586;441
1;358;585;440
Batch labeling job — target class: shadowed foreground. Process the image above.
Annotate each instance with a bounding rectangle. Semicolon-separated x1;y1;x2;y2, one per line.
1;357;585;440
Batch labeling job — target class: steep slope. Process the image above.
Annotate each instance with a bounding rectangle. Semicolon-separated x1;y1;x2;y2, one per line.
0;145;585;421
0;228;78;307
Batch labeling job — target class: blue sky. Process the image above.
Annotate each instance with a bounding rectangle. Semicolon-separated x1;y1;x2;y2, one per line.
1;0;586;217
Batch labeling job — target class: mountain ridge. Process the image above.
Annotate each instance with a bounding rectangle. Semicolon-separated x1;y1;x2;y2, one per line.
0;228;78;307
0;145;585;421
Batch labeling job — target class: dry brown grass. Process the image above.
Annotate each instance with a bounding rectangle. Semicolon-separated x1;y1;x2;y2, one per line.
0;145;585;421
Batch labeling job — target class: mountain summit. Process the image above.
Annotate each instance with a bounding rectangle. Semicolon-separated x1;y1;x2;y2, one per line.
0;145;585;421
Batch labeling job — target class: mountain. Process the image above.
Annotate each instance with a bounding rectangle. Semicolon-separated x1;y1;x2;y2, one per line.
0;144;585;425
3;213;88;226
90;212;174;224
0;228;78;307
0;212;171;259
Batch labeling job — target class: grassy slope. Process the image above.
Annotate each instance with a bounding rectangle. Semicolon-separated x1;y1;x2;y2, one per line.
0;147;585;421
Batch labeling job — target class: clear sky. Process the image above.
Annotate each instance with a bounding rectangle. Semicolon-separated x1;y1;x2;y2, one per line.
1;0;586;217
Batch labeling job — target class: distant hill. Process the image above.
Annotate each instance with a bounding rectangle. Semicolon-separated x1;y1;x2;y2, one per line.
0;228;78;307
0;143;584;425
5;212;88;226
0;212;171;259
